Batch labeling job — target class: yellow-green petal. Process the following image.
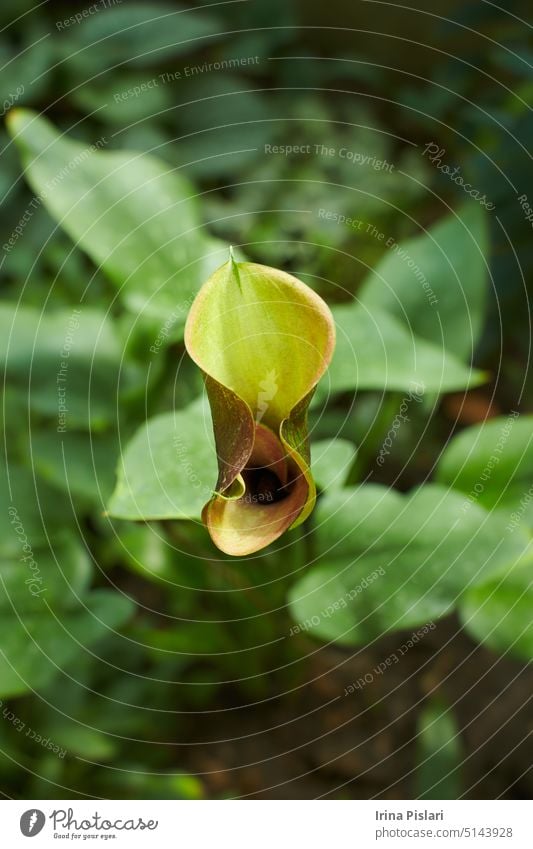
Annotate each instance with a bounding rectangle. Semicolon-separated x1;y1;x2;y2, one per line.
185;258;335;429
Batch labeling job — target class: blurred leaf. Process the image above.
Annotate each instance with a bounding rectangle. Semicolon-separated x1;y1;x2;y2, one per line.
31;430;119;504
138;621;228;655
0;0;34;23
0;534;91;614
311;438;356;492
0;463;71;558
491;47;533;80
176;75;269;134
0;304;141;429
288;484;528;646
101;767;203;799
7;109;230;333
436;414;533;524
71;72;174;125
59;4;221;71
359;204;489;362
171;75;275;177
0;128;22;202
0;202;97;294
108;397;216;521
316;303;486;399
0;19;54;101
45;724;117;762
415;699;463;799
105;521;178;584
0;590;134;698
460;561;533;662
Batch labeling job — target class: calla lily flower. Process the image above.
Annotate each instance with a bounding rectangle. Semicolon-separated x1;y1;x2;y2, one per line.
184;255;335;555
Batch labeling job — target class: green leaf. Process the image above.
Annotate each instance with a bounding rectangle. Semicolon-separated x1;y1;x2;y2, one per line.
459;561;533;662
43;724;117;762
107;521;184;585
358;204;488;361
311;439;357;492
0;463;71;558
70;72;174;125
0;18;53;101
108;397;217;521
0;535;91;614
6;110;229;334
0;590;134;698
60;4;221;70
101;768;204;800
415;699;463;799
317;303;486;399
0;304;142;429
31;430;119;504
436;414;533;523
171;75;275;178
288;484;528;646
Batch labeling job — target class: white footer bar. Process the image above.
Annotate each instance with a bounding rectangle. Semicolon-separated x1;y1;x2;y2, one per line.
1;799;529;848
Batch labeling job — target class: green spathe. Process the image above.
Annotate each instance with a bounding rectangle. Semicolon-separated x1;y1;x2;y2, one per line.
185;257;335;555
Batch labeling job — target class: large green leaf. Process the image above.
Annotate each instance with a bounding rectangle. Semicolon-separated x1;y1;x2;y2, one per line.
459;561;533;662
108;397;217;521
0;463;71;558
31;430;119;504
436;415;533;525
7;110;229;333
311;439;357;492
0;535;91;615
0;590;134;698
288;484;528;646
316;303;486;399
358;204;488;361
0;304;142;429
59;3;221;71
